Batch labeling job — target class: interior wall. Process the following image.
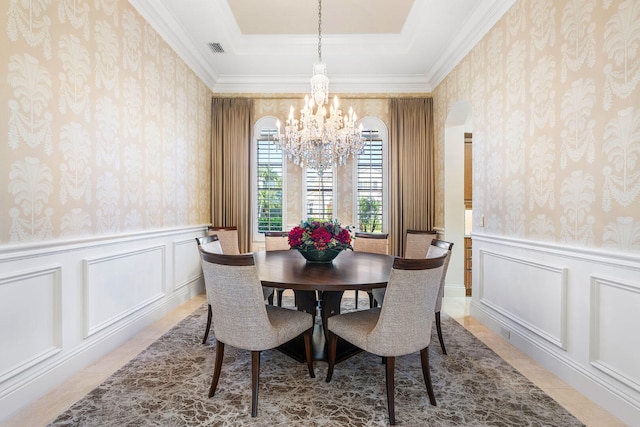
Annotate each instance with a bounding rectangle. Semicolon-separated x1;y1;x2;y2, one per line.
432;1;640;424
0;1;211;421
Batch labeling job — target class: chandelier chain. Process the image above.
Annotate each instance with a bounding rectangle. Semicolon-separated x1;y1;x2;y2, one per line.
317;0;322;62
275;0;364;173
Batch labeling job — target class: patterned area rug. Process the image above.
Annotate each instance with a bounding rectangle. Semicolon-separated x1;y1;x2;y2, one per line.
50;297;584;426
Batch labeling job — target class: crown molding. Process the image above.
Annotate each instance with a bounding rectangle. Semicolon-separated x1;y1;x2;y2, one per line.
426;0;516;88
128;0;219;90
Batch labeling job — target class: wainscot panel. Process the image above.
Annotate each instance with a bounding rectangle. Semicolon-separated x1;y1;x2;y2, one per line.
83;245;166;338
173;237;203;292
478;250;567;349
590;275;640;393
0;266;61;384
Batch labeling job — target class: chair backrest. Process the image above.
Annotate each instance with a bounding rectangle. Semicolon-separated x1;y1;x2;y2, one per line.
369;255;446;356
196;234;223;254
198;248;278;350
404;229;437;258
264;231;290;251
426;239;454;312
208;226;240;255
353;232;389;255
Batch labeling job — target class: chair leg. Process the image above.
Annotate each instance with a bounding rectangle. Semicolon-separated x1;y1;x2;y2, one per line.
267;293;274;305
303;328;315;378
251;351;260;417
385;356;396;425
277;288;284;306
354;290;359;309
208;341;225;397
435;311;447;355
202;304;212;344
325;331;338;382
420;347;437;406
367;290;375;308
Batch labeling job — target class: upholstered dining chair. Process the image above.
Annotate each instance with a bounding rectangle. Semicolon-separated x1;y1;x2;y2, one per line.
371;229;437;306
207;226;240;255
325;255;447;426
351;232;389;309
404;229;437;258
372;238;454;355
198;248;315;417
264;231;290;306
207;226;275;303
195;235;223;344
427;239;454;355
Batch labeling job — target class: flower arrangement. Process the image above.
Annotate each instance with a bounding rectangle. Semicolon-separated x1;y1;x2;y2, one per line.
288;220;353;252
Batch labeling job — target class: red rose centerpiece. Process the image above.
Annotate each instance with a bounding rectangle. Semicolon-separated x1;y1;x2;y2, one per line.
288;220;352;263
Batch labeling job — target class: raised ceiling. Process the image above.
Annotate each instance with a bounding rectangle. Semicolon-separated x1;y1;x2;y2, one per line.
129;0;515;94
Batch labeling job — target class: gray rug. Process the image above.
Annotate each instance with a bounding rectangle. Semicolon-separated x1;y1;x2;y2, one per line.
49;298;584;426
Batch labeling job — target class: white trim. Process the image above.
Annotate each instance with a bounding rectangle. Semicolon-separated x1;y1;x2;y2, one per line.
0;225;208;261
471;233;640;267
352;116;389;233
252;116;287;242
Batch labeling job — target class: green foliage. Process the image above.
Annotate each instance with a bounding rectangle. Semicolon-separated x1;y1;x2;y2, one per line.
257;167;283;231
358;197;381;232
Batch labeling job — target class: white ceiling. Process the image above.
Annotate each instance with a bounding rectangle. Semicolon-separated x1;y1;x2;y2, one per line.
129;0;515;94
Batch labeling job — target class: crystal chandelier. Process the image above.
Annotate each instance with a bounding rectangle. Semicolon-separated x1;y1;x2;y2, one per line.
276;0;364;174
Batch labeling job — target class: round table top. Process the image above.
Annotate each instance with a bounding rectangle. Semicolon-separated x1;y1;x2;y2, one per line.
254;249;394;291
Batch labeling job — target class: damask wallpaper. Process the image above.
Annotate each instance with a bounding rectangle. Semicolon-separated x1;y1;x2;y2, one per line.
434;0;640;252
1;0;212;245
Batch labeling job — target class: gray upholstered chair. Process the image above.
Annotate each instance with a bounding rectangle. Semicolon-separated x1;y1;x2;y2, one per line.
264;230;290;251
264;231;290;306
207;226;275;303
426;239;454;354
207;226;240;254
371;229;436;306
325;255;447;426
372;238;454;355
195;235;223;344
352;232;389;309
199;248;315;417
404;229;437;258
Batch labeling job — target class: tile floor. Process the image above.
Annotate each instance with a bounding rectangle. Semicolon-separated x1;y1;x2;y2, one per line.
1;292;627;427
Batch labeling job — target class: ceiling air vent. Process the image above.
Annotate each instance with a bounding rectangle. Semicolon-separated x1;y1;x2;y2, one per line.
207;42;225;54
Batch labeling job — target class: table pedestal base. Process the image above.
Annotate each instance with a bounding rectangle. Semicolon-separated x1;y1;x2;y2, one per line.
277;289;363;363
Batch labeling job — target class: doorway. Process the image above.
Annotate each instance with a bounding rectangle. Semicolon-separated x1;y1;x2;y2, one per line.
444;100;473;297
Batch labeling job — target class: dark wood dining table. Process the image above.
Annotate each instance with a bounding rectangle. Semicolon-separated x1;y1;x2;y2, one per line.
254;249;394;363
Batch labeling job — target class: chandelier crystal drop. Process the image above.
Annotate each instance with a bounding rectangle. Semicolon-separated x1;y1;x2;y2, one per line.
276;0;364;174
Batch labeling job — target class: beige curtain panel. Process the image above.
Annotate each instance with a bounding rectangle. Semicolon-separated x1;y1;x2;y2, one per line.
210;98;254;253
389;98;435;256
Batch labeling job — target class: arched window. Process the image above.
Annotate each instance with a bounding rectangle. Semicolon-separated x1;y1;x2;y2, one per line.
355;117;389;233
252;117;286;241
252;115;388;243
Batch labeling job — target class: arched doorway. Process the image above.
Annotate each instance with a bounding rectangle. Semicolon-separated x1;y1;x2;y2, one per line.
444;100;473;297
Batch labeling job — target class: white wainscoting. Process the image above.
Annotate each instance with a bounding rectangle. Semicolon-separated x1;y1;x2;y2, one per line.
590;275;640;394
0;266;62;385
0;226;207;423
470;234;640;427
